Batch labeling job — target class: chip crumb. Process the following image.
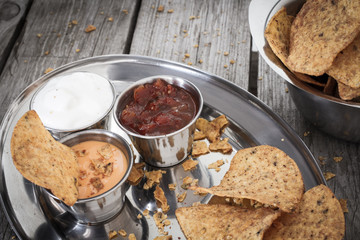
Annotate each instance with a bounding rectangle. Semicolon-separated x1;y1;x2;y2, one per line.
72;20;78;25
198;59;203;64
157;5;164;12
318;156;326;165
143;209;149;217
168;183;176;191
44;51;50;55
187;62;192;66
224;51;229;56
209;138;232;154
99;11;104;15
333;156;343;162
183;30;188;33
224;64;228;68
177;192;187;202
324;171;336;181
281;138;285;141
137;213;142;219
184;53;190;58
304;131;310;137
192;141;209;157
181;176;198;189
154;185;170;213
85;24;96;33
182;158;198;171
258;76;263;80
108;230;118;239
24;60;28;63
193;44;199;48
285;87;289;93
230;59;236;64
118;229;127;237
167;9;174;13
44;68;54;74
128;233;136;240
189;16;196;20
108;17;113;22
143;170;166;190
339;199;348;213
36;33;43;38
75;49;80;53
208;159;225;171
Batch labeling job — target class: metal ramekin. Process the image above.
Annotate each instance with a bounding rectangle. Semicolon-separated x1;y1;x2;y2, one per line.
40;129;133;223
29;72;116;140
113;75;203;167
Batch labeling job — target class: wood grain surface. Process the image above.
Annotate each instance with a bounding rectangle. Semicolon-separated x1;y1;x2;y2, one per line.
0;0;359;239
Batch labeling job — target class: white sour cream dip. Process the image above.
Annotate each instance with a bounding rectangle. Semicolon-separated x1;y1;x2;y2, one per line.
32;72;114;131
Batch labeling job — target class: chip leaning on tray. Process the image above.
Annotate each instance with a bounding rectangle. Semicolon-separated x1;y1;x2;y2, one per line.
265;0;360;101
10;110;79;206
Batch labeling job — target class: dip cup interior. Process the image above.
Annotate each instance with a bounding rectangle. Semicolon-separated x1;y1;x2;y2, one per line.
40;129;133;223
29;71;116;140
113;75;203;168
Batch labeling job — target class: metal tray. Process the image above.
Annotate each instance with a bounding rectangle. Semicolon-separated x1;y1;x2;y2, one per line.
0;55;325;239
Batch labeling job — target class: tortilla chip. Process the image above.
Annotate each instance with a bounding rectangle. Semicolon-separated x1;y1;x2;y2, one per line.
337;81;360;100
195;115;228;142
177;192;187;203
143;170;166;190
154;185;170;213
194;130;206;141
192;145;304;213
153;211;169;235
192;141;209;157
327;34;360;88
286;0;360;76
10;110;79;206
176;204;280;239
264;184;345;239
209;138;232;154
127;163;145;186
182;158;198;171
264;7;293;64
323;76;337;95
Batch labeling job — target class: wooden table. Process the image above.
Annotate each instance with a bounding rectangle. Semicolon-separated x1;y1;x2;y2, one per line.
0;0;358;239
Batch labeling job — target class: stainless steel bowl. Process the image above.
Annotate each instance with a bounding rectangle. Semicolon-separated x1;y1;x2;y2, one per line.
113;75;203;167
40;129;133;223
30;71;116;140
249;0;360;142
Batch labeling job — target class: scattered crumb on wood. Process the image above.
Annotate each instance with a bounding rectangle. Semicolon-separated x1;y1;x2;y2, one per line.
339;199;348;213
36;33;42;38
122;9;129;14
167;9;174;13
324;172;336;181
44;68;54;74
85;25;96;33
108;17;113;22
157;5;164;12
333;156;343;162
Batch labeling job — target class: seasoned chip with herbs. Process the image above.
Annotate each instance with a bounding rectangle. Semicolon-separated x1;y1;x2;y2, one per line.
10;110;79;206
176;204;280;239
192;141;209;157
209;138;232;154
192;145;304;213
264;184;345;240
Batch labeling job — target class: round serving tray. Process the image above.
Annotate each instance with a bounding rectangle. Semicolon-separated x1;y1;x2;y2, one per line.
0;55;325;239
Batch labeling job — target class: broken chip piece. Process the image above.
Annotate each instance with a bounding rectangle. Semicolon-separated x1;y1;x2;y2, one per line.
154;185;170;213
192;141;209;157
209;138;232;154
182;158;199;171
143;170;166;190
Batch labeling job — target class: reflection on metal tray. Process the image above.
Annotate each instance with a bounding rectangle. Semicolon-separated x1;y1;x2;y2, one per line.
0;55;325;239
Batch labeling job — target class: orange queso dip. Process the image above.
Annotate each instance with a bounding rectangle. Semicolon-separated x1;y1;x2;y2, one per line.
71;140;128;199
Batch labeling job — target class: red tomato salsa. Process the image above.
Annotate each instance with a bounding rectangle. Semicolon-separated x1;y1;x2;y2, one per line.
120;78;197;136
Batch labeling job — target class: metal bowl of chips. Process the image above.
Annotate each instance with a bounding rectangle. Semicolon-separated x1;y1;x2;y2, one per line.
113;75;203;168
249;0;360;142
40;129;133;223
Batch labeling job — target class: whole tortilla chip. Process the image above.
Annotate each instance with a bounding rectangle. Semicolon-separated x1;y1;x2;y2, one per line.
327;34;360;88
264;7;325;87
192;145;304;213
337;81;360;100
175;204;280;239
264;184;345;239
11;110;79;206
286;0;360;76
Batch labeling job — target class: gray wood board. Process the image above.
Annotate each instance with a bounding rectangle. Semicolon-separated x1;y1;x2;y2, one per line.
0;0;138;239
258;56;360;237
130;0;252;89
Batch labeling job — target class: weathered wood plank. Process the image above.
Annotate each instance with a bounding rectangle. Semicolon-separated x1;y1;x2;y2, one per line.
0;0;31;74
257;56;360;238
130;0;252;88
0;0;138;239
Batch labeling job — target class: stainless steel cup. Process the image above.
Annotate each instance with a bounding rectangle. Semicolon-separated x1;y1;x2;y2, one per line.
113;75;203;167
40;129;133;223
29;72;116;140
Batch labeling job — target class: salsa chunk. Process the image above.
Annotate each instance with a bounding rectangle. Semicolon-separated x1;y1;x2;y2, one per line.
120;78;197;136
